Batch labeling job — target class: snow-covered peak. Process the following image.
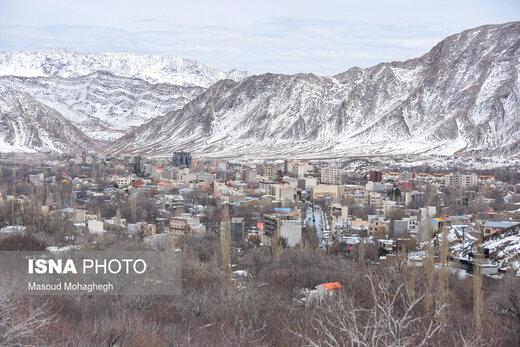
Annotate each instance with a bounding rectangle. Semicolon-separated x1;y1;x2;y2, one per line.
0;49;247;88
113;21;520;158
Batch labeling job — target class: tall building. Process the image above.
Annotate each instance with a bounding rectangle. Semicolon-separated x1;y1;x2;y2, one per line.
271;184;296;202
242;167;257;183
296;162;314;179
444;172;478;188
263;209;302;247
368;171;383;182
231;218;244;244
264;164;279;181
131;155;142;175
172;151;192;168
321;166;342;185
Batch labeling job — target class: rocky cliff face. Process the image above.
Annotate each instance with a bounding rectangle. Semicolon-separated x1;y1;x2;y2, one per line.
114;22;520;158
0;50;243;144
0;72;204;141
0;83;97;153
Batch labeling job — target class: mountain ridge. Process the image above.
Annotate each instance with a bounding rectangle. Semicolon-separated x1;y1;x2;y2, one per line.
0;71;205;141
113;21;520;159
0;22;519;158
0;49;247;88
0;83;98;153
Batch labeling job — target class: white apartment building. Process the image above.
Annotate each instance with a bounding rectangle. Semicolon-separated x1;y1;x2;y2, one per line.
403;216;418;235
297;162;314;179
303;176;318;190
444;172;478;188
112;175;133;187
355;190;383;208
263;213;302;248
271;184;296;202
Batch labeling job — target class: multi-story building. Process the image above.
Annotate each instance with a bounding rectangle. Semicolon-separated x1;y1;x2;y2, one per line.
296;162;314;179
393;217;417;236
271;184;296;202
368;171;383;182
265;164;279;182
242;167;257;183
285;160;301;176
417;206;437;242
172;151;192;168
169;217;189;236
313;184;346;202
231;218;244;244
444;172;478;188
321;166;342;185
128;155;142;174
262;209;302;247
302;176;318;190
353;190;383;208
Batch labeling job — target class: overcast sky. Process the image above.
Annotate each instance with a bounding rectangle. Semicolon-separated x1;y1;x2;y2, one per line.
0;0;519;74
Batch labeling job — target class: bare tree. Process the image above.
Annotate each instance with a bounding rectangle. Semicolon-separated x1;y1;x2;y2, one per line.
0;290;56;346
220;202;231;274
473;225;484;336
289;272;446;346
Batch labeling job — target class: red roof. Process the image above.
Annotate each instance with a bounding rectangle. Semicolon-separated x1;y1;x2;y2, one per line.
321;282;342;290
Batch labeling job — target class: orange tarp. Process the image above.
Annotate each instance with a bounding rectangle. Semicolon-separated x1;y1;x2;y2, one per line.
322;282;342;290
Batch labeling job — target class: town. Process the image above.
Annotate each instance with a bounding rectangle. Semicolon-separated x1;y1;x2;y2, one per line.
0;151;519;345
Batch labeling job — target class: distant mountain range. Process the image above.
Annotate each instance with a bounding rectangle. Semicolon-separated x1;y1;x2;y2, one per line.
0;72;204;141
0;50;242;148
0;22;519;158
0;50;246;87
114;22;520;158
0;83;97;153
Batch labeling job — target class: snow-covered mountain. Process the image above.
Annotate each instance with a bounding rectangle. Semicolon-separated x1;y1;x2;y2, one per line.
0;72;204;141
0;50;246;88
0;83;97;153
114;22;520;158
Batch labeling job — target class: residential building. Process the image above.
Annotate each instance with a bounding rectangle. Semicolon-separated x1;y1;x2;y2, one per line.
368;171;383;182
296;162;314;179
265;164;279;181
444;172;478;188
263;209;302;247
231;218;244;244
321;166;342;185
313;184;345;202
172;151;192;168
481;220;520;237
271;184;296;202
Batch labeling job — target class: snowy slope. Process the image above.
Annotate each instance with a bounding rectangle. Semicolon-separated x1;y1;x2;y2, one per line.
0;83;97;153
114;22;520;158
0;50;246;88
0;72;204;141
452;224;520;275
